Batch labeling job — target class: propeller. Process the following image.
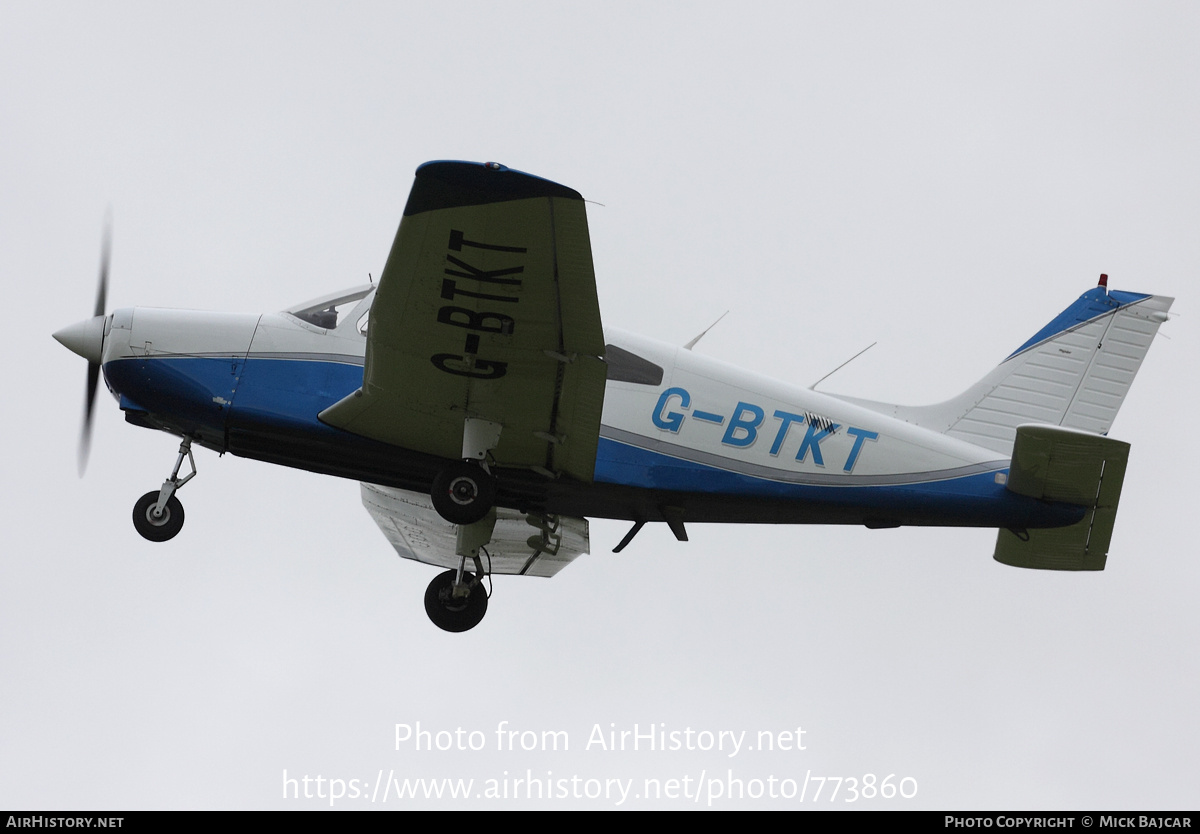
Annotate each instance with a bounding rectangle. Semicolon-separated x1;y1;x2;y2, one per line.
54;217;111;476
80;225;111;474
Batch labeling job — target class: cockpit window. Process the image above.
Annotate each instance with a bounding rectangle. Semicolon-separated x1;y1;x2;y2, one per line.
295;306;339;328
285;285;374;331
605;344;664;385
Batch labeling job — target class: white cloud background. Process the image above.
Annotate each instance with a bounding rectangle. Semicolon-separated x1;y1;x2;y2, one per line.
3;1;1197;810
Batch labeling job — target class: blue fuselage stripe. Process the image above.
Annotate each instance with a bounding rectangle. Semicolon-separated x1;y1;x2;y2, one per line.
105;355;1071;527
593;435;1047;521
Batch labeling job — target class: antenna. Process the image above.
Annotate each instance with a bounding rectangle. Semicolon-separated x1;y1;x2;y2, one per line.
809;342;877;390
683;311;730;350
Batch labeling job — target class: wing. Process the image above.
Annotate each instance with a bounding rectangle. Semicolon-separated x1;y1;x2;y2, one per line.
319;161;606;481
361;483;589;577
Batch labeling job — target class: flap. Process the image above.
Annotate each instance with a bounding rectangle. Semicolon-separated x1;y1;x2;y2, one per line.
361;483;589;577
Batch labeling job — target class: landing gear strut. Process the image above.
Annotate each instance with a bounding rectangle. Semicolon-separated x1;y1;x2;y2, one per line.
132;438;196;542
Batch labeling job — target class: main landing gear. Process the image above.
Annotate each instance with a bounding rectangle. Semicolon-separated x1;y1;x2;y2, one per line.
430;460;495;525
422;512;496;632
429;417;503;526
132;438;196;542
424;568;488;632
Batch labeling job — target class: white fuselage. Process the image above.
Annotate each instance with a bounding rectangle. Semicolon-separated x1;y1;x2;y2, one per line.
93;291;1073;529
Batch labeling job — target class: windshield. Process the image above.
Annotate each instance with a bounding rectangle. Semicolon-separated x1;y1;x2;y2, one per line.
285;285;374;330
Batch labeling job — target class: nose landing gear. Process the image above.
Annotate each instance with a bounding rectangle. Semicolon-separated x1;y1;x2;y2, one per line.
132;438;196;542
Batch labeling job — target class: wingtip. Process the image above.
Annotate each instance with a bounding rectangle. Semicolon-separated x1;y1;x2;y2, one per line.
405;161;582;216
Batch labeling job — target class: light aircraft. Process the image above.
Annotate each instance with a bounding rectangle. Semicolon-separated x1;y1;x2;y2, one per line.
54;161;1173;632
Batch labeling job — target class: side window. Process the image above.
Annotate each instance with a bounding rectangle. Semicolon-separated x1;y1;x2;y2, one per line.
605;344;664;385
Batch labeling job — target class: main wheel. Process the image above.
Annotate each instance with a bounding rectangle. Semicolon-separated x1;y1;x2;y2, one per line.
132;491;185;542
424;569;488;632
430;461;495;525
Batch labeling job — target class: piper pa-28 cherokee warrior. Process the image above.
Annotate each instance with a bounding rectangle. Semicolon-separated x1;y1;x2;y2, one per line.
55;161;1173;632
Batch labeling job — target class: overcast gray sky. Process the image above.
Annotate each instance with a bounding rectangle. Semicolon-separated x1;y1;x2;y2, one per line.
3;1;1198;810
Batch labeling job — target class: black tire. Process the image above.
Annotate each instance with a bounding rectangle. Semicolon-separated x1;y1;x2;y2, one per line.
424;569;488;632
132;491;185;542
430;461;495;525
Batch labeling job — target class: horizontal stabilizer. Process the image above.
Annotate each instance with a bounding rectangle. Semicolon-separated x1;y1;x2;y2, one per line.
993;424;1129;571
361;483;589;577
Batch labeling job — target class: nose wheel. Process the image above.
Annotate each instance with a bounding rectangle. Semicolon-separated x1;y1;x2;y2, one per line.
132;492;185;542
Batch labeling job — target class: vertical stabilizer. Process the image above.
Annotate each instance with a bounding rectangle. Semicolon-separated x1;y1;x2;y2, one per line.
833;283;1173;455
